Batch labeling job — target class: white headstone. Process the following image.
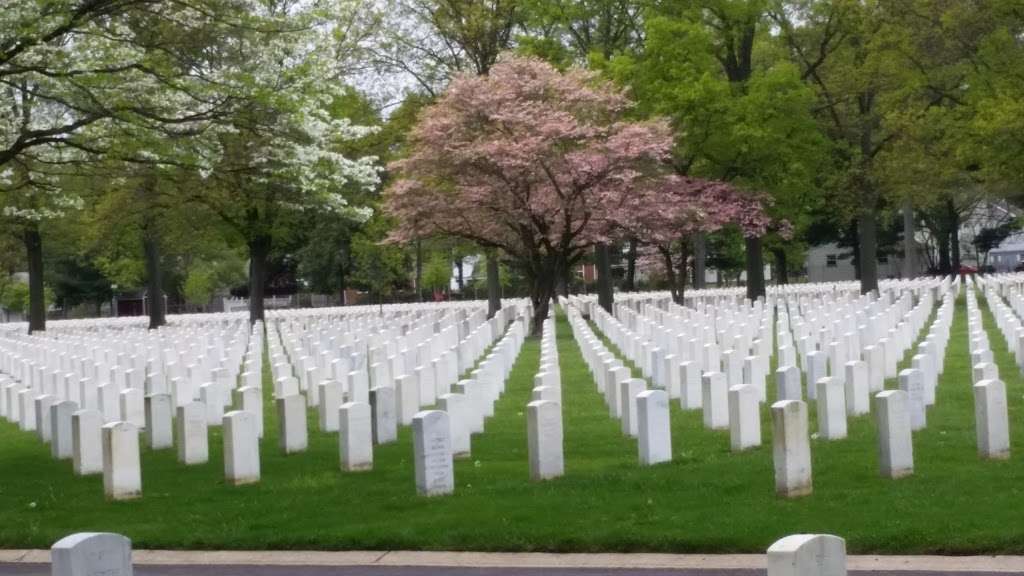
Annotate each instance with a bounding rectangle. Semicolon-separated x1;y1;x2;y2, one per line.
437;393;471;458
619;378;646;437
370;386;397;444
898;368;926;431
974;379;1010;460
701;371;729;430
771;400;812;498
176;402;209;465
50;401;77;460
339;401;373;471
527;399;564;480
874;390;913;479
234;386;263;438
317;380;342;432
396;374;421;426
766;533;846;576
776;365;802;402
678;361;702;409
51;532;132;576
815;377;847;440
636;390;671;466
728;384;761;451
72;409;103;475
843;361;869;417
143;394;173;450
102;422;141;501
412;410;454;496
276;394;308;454
223;410;260;485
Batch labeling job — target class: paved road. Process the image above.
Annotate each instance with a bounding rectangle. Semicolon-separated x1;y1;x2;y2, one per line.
1;564;1014;576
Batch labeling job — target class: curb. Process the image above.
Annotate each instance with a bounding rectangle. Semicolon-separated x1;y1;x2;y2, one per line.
3;550;1024;571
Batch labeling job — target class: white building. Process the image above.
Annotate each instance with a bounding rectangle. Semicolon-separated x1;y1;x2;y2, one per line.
805;243;910;283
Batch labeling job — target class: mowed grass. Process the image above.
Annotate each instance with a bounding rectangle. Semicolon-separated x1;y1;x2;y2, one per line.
2;294;1024;553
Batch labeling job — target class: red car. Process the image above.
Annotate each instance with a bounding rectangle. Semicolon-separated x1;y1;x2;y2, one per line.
959;265;978;275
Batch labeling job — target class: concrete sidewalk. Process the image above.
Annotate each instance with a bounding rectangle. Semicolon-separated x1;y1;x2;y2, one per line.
3;550;1024;572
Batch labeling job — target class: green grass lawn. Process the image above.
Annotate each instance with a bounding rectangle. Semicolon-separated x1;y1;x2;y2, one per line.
1;294;1024;553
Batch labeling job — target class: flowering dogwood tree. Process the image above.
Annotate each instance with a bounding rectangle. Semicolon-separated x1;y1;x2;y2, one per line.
187;1;380;324
617;176;774;303
385;55;673;331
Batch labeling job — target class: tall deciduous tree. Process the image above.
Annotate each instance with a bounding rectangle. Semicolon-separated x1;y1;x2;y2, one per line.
385;55;672;332
613;0;824;300
188;2;380;324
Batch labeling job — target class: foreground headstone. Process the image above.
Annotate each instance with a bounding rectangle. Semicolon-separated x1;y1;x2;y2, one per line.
776;365;802;402
974;379;1010;460
119;388;145;429
437;393;471;458
176;402;209;465
620;378;646;437
898;368;926;431
339;401;373;471
636;390;671;466
766;534;846;576
702;372;729;430
51;532;132;576
844;361;869;416
50;401;77;460
223;410;260;485
771;400;811;498
728;384;761;451
370;386;397;444
318;380;342;433
875;390;913;479
276;394;308;454
102;422;141;501
527;400;564;480
144;394;173;450
815;377;847;441
72;409;103;475
396;374;420;426
235;386;263;438
412;410;454;496
35;394;56;442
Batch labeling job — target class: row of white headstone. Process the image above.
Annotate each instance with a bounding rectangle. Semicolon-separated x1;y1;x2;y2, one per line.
567;305;672;466
414;315;531;496
963;282;1011;460
565;275;964;497
527;312;564;481
0;300;536;499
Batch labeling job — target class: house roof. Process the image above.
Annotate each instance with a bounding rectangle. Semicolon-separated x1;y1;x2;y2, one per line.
991;241;1024;254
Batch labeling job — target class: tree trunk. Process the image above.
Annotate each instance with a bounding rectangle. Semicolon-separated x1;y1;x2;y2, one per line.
143;230;165;330
858;211;879;295
455;256;465;292
415;239;423;302
24;225;45;334
595;243;613;312
744;236;765;301
902;200;916;278
624;238;637;291
529;270;556;337
248;234;271;325
949;201;961;274
692;232;706;289
937;231;951;275
674;238;690;305
486;251;501;318
338;262;347;306
662;247;679;304
772;247;789;285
